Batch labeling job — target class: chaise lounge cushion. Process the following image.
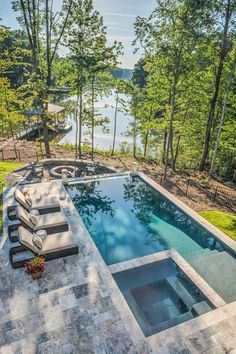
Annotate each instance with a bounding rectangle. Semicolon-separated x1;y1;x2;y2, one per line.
32;234;43;249
19;226;39;253
15;188;60;211
14;190;29;209
17;206;68;231
18;226;77;255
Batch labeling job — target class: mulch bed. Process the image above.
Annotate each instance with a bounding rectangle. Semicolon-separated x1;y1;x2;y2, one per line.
1;139;235;214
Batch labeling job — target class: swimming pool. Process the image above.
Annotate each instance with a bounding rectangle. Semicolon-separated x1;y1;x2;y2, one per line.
67;174;236;303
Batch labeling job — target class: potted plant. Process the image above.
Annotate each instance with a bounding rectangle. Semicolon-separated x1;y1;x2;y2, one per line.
25;256;46;280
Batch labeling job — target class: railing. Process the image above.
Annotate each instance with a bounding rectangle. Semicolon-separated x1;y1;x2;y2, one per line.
0;148;56;163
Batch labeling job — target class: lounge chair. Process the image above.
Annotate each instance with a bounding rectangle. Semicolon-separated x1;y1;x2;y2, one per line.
9;226;79;268
14;189;61;214
17;206;69;234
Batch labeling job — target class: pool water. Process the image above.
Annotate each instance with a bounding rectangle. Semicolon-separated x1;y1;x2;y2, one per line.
67;175;224;264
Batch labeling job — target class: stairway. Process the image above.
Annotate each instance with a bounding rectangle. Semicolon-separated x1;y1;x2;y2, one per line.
189;251;236;303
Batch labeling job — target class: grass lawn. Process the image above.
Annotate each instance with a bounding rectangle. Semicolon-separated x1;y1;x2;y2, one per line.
0;162;22;231
199;210;236;241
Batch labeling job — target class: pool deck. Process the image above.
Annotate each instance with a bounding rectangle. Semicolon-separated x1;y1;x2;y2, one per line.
1;174;236;353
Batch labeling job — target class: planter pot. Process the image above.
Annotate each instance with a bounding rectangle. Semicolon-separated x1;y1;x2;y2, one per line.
31;272;43;280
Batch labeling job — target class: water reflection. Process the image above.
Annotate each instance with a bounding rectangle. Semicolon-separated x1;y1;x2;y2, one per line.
67;176;225;265
123;177;224;251
67;181;115;226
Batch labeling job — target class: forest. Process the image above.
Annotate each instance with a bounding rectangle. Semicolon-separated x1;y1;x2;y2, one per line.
0;0;236;182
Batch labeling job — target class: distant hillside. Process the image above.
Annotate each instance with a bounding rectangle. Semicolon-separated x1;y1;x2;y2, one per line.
109;68;133;81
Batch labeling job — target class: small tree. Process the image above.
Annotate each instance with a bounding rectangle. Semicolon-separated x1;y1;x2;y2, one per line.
12;0;73;156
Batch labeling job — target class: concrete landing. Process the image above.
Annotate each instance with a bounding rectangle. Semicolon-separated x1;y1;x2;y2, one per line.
190;251;236;303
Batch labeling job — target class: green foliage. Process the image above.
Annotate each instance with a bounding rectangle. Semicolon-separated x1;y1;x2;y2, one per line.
131;0;236;180
0;162;22;231
0;77;26;138
132;58;148;89
199;211;236;241
0;25;32;87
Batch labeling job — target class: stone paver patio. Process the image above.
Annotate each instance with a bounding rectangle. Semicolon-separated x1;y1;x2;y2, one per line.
0;176;236;353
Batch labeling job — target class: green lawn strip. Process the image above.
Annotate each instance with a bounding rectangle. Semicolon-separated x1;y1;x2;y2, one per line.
0;162;22;231
199;210;236;241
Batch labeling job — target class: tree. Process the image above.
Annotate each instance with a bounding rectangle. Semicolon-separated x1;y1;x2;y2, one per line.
134;0;209;176
12;0;73;156
0;25;32;87
199;0;236;171
65;0;121;159
110;79;130;156
209;48;236;176
0;77;25;138
132;57;148;89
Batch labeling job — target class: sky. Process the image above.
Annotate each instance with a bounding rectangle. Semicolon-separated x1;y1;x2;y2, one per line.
0;0;156;68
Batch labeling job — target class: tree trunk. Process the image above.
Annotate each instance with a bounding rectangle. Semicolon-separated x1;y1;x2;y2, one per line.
75;93;79;159
199;0;232;171
9;121;14;140
162;130;167;164
111;92;119;156
164;80;178;180
209;52;236;176
78;91;83;159
143;130;149;158
91;77;95;161
143;106;153;158
172;103;190;170
170;128;175;170
133;116;137;158
173;135;181;171
42;0;51;157
42;113;50;157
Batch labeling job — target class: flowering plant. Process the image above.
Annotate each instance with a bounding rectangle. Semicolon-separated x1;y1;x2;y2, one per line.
25;256;46;275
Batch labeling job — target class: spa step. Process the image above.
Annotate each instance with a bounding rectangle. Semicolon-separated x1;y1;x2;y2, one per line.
123;290;153;335
149;311;194;336
189;251;236;303
191;301;212;317
142;298;180;325
166;276;196;309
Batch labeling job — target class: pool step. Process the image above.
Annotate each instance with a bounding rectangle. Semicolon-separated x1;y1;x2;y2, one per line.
186;249;219;262
191;301;212;316
149;213;203;257
166;276;196;309
189;251;236;303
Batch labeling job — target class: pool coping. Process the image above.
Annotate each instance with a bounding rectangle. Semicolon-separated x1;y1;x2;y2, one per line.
108;249;226;309
138;171;236;255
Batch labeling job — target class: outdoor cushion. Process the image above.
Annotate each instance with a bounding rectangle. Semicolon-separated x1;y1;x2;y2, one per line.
18;226;77;255
32;234;43;249
30;209;40;217
17;206;68;231
15;188;60;212
29;214;37;225
39;231;77;255
25;195;32;207
19;226;39;253
14;190;29;209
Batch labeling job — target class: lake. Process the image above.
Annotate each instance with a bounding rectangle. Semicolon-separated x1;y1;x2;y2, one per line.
59;92;138;152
